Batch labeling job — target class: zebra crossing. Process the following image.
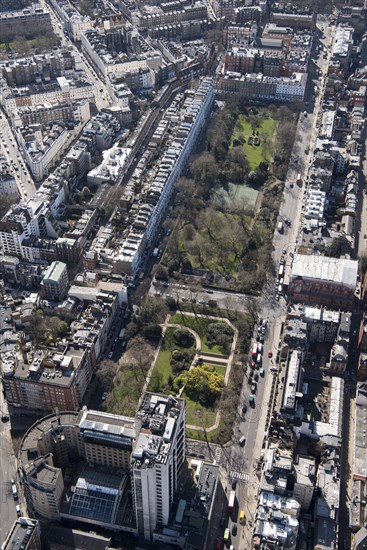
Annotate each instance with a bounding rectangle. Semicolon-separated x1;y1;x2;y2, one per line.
230;470;250;482
213;446;222;463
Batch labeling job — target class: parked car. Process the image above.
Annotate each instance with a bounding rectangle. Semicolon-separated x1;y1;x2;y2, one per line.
232;524;238;536
254;372;259;382
249;395;255;406
242;402;247;414
251;383;257;394
259;368;265;377
268;350;273;358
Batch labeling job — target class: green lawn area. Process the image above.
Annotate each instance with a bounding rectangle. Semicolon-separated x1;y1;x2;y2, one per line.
186;423;222;442
232;114;276;170
147;326;195;390
202;363;226;376
183;392;217;427
170;313;232;355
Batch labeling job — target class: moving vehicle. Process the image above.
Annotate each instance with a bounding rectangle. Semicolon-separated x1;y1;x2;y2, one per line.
224;528;230;543
12;484;18;500
152;248;159;257
228;490;236;513
252;343;258;358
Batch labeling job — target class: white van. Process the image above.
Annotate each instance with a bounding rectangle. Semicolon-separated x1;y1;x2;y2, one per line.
16;505;21;517
256;353;262;364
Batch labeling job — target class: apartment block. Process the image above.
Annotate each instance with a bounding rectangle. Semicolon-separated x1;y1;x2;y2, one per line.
132;394;186;540
41;261;69;301
18;394;186;542
1;344;94;412
1;518;42;550
0;7;51;31
288;254;358;310
293;456;316;510
217;71;307;102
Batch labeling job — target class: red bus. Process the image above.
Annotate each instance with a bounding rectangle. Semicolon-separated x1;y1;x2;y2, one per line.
228;490;236;513
252;343;258;358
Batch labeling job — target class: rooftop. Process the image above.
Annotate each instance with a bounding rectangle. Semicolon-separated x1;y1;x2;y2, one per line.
1;518;40;550
42;261;67;284
290;254;358;288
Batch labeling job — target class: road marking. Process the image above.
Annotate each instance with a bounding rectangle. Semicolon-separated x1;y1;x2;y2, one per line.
230;470;249;482
213;447;222;463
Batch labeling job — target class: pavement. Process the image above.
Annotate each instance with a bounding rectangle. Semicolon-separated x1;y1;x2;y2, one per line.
0;389;20;546
0;112;36;200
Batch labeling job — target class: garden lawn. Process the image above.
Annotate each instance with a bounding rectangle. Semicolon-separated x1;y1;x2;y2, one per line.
183;392;217;428
202;363;226;376
170;314;231;355
232;114;276;170
148;326;195;390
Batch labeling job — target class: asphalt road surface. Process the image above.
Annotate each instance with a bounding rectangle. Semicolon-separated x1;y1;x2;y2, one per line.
0;390;19;546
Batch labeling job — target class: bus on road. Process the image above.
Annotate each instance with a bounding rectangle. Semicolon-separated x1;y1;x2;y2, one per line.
252;343;258;358
228;490;236;513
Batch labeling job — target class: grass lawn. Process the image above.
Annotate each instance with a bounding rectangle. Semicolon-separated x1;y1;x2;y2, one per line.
148;326;195;390
170;313;232;355
186;423;222;442
183;392;217;427
202;363;226;376
232;114;276;170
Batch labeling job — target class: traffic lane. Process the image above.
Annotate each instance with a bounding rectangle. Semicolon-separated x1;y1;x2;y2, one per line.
0;397;18;545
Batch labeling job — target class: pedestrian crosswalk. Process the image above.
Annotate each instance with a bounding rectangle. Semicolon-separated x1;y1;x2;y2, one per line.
214;446;222;463
230;470;250;482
